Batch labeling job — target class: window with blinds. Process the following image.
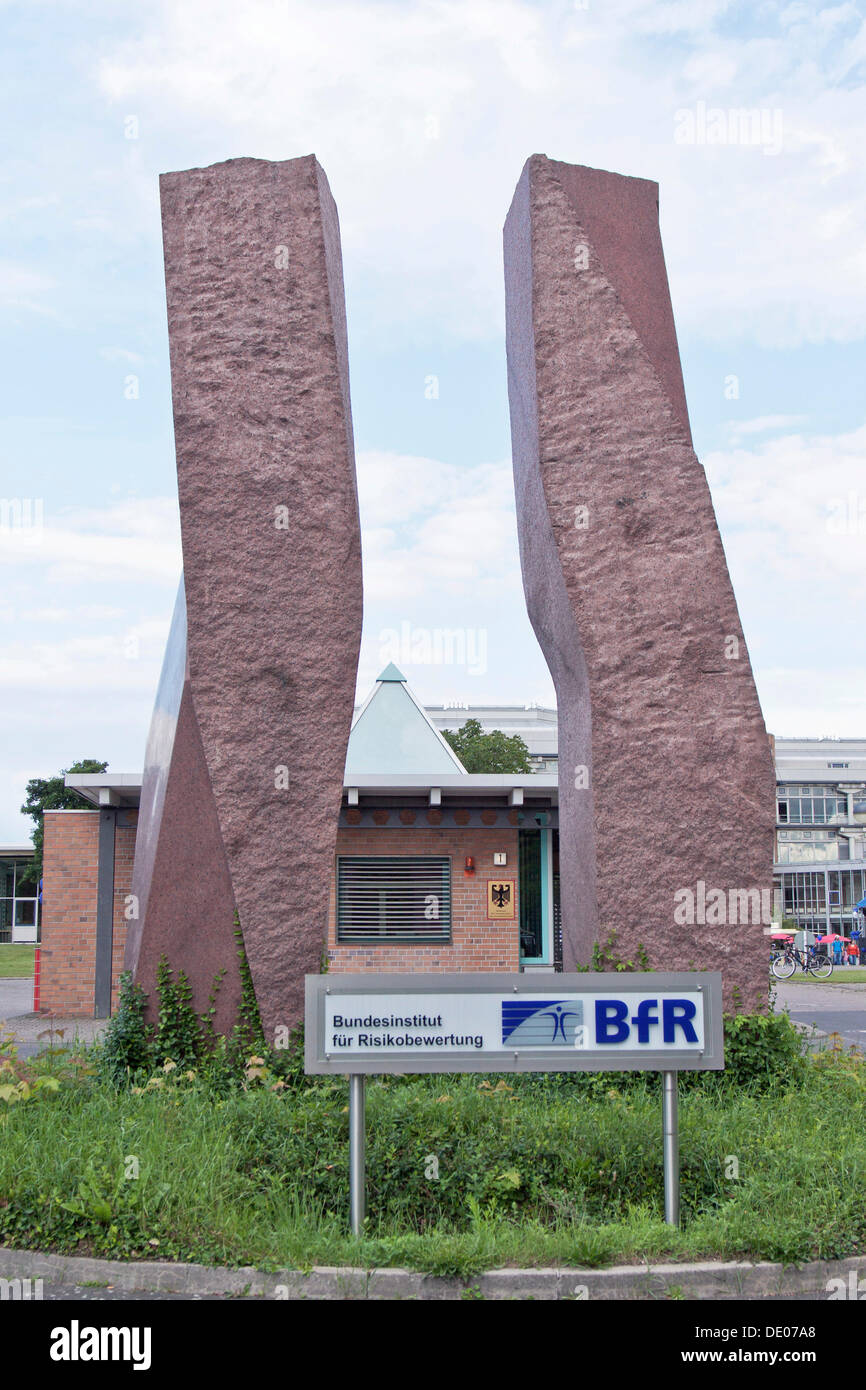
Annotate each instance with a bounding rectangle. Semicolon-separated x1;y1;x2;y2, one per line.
336;856;452;943
518;830;543;959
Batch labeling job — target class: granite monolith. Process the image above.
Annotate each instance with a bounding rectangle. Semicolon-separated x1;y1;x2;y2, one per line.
504;156;775;1010
128;156;363;1037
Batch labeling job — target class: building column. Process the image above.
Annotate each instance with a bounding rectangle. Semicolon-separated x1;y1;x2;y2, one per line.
94;808;117;1018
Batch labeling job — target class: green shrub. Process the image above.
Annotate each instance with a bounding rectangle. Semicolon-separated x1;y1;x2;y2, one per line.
99;972;151;1085
99;941;288;1093
721;1009;807;1090
152;957;202;1070
231;917;265;1057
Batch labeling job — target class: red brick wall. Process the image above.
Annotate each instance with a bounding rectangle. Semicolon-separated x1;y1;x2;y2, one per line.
327;826;520;973
40;809;139;1016
40;812;520;1015
40;811;100;1015
111;812;138;1010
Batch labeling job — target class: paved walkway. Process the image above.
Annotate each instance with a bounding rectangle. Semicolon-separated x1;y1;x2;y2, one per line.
774;978;866;1051
0;978;106;1057
0;978;33;1019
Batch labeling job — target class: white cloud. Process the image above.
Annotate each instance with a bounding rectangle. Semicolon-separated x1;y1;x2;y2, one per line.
706;421;866;564
18;604;126;623
620;0;736;36
0;193;61;222
724;414;809;437
18;607;70;623
351;447;554;702
90;0;866;349
753;667;866;739
98;346;145;365
0;260;57;314
703;422;866;734
0;621;168;694
357;451;521;600
0;497;182;586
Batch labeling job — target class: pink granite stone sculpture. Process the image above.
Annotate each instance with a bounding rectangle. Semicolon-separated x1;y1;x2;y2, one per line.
504;156;775;1010
126;582;243;1036
128;156;363;1037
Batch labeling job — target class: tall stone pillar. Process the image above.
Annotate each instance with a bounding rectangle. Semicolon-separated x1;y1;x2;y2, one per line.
128;156;363;1037
504;156;775;1010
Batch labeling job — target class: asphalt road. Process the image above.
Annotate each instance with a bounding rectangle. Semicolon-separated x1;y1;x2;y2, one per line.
774;978;866;1050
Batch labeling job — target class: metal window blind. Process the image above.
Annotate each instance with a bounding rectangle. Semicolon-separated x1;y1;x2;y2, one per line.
518;830;542;957
337;856;451;942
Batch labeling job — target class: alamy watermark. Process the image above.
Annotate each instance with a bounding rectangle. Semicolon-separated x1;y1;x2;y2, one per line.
673;881;780;926
826;492;866;536
50;1323;151;1370
0;498;44;537
0;1277;43;1300
674;102;784;157
379;622;487;676
827;1272;866;1299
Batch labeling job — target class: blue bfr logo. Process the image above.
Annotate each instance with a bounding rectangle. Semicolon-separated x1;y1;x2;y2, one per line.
502;999;584;1046
595;998;699;1045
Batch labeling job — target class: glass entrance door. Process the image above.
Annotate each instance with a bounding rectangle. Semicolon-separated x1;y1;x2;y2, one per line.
519;828;552;965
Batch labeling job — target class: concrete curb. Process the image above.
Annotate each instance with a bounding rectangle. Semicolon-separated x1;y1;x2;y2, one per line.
1;1246;864;1300
789;1021;832;1052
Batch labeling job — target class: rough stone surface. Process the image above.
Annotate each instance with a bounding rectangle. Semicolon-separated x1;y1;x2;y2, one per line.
504;156;775;1011
129;156;363;1036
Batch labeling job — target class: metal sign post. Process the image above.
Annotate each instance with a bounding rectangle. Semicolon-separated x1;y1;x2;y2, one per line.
662;1071;679;1227
349;1073;366;1237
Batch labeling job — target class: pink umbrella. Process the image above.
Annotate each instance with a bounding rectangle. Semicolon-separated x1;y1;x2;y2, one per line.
817;934;851;943
769;932;794;940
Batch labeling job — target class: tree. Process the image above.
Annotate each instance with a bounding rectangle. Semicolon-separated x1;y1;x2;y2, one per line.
19;759;109;888
442;719;532;774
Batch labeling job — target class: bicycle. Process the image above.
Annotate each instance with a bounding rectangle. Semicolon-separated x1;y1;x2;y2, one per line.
772;943;833;980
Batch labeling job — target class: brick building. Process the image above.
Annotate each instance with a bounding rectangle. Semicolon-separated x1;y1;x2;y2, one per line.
35;660;866;1018
39;668;559;1017
40;806;138;1016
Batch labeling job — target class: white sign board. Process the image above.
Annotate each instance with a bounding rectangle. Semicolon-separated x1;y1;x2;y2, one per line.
305;972;724;1074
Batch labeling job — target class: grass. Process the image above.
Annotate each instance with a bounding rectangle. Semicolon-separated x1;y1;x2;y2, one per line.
0;1046;864;1277
0;945;35;978
776;969;866;984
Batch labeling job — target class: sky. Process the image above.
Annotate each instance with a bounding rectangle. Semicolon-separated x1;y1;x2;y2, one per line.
1;0;864;840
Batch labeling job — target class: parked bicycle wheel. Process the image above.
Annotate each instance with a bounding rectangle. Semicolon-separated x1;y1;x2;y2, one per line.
772;955;796;979
810;957;833;979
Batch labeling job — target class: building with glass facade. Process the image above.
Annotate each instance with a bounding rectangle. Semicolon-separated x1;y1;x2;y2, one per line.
432;712;866;940
772;738;866;937
0;846;39;944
